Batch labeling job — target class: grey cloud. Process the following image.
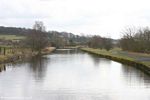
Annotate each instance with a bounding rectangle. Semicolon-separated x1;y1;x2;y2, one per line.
0;0;150;39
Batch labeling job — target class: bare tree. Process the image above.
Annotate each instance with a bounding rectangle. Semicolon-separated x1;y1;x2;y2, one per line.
26;21;49;54
88;35;103;49
103;38;113;51
120;27;150;53
88;35;113;51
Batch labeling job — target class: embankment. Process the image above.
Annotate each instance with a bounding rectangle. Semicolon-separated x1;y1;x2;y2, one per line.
81;48;150;75
0;47;56;64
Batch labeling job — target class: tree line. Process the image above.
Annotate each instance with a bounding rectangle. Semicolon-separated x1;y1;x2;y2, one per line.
0;26;32;35
0;22;115;53
25;21;114;53
24;21;93;54
120;27;150;53
0;24;90;47
2;22;150;53
88;35;113;51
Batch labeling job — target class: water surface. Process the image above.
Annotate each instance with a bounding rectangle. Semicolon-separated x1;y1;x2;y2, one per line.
0;49;150;100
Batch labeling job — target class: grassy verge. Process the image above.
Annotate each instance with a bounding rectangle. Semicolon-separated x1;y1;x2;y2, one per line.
0;47;56;64
81;48;150;75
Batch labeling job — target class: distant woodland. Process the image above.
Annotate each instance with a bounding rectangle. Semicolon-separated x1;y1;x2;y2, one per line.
0;23;150;53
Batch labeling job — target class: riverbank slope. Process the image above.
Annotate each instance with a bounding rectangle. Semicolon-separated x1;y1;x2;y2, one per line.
0;47;56;64
81;48;150;75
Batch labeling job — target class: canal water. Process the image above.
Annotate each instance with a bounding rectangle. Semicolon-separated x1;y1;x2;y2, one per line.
0;49;150;100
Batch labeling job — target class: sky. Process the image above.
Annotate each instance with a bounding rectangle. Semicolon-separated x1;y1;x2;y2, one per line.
0;0;150;39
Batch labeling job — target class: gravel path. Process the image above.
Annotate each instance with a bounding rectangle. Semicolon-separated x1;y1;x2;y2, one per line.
116;51;150;62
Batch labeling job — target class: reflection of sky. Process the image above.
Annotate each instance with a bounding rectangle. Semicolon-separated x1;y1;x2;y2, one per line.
0;50;149;100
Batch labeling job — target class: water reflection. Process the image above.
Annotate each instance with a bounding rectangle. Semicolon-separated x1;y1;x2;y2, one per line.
121;64;150;87
0;64;6;72
28;56;48;80
55;49;80;54
89;54;111;67
0;49;149;100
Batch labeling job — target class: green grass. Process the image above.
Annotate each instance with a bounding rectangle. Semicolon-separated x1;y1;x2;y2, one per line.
81;48;150;67
142;62;150;66
0;35;25;40
81;48;133;62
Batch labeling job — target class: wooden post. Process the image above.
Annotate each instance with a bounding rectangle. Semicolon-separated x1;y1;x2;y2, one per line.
0;47;1;54
4;47;6;55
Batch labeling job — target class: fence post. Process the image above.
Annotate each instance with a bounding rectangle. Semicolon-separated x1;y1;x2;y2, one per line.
4;47;6;55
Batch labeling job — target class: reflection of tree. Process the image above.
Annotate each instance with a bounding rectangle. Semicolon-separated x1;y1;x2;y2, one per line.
90;55;101;66
89;54;111;67
0;64;6;72
29;56;48;80
121;65;150;86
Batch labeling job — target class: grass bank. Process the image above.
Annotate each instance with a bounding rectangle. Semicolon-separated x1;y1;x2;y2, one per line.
81;48;150;75
0;47;56;64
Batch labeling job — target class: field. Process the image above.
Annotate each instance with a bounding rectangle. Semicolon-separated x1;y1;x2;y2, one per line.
0;35;25;40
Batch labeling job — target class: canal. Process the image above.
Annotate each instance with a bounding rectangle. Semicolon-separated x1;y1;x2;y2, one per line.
0;49;150;100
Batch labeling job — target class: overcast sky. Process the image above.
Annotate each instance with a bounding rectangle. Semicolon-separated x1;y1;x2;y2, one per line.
0;0;150;39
